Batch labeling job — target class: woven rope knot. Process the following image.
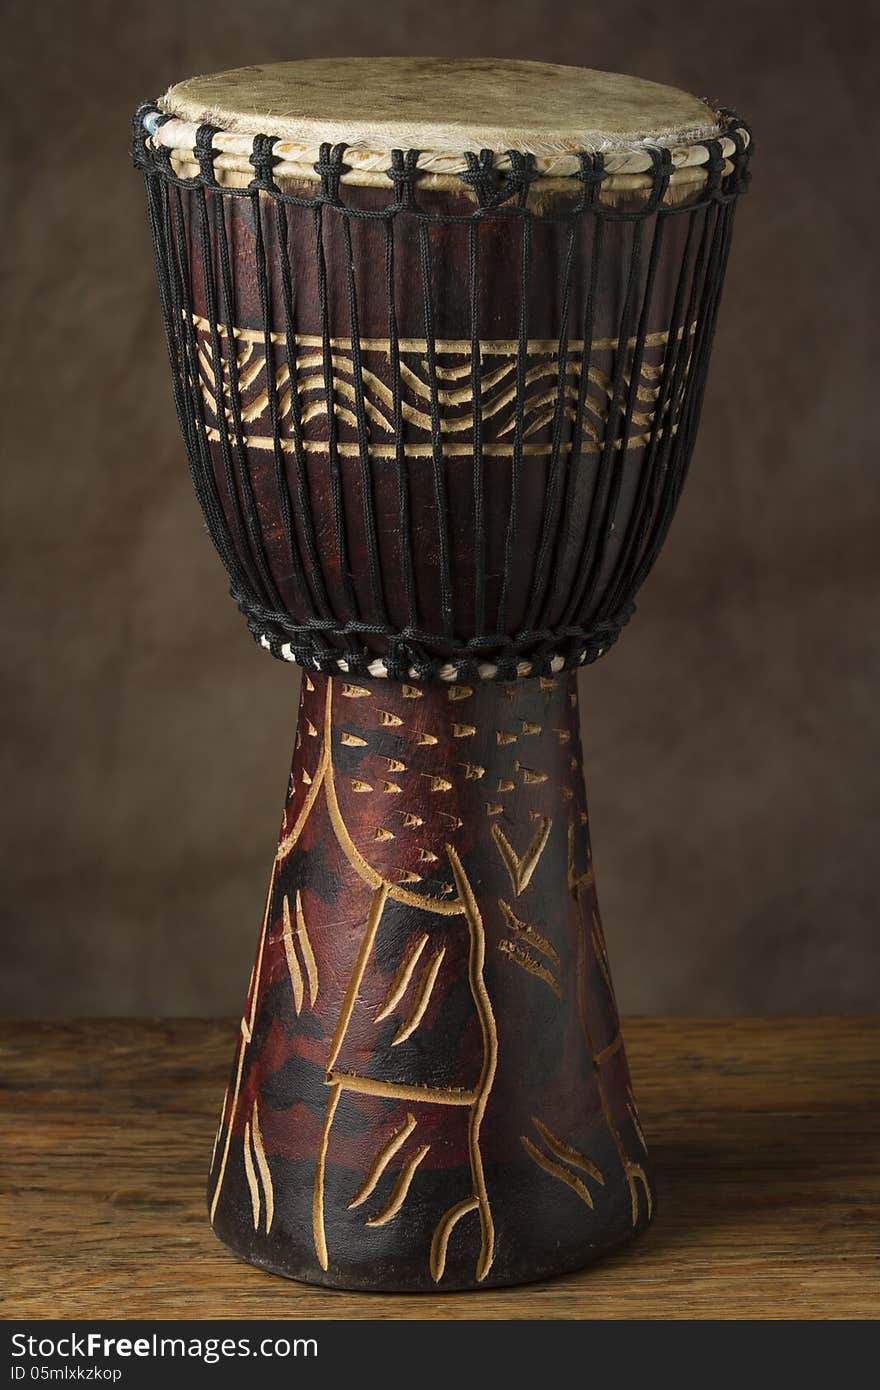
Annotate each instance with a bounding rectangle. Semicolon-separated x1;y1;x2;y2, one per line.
701;138;726;195
574;152;606;212
131;105;152;166
502;151;538;206
576;151;605;184
314;143;349;202
232;583;637;682
643;146;674;211
386;148;421;205
248;134;280;190
133;105;174;171
460;149;499;207
727;124;753;193
194;124;220;184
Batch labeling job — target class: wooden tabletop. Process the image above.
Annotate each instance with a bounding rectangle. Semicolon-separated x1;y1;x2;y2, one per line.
2;1019;876;1320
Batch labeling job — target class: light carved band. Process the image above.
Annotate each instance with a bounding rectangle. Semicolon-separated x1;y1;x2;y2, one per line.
191;313;694;462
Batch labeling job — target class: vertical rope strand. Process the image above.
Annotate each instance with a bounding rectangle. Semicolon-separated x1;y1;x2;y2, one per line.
273;197;335;627
569;216;647;627
628;200;721;597
169;185;276;611
385;216;418;646
418;220;454;642
312;200;361;650
524;217;578;632
251;186;312;617
341;213;388;627
496;203;532;645
600;209;698;618
469;219;486;638
209;185;282;609
314;199;362;641
145;176;204;511
643;197;738;575
590;203;668;625
193;185;266;603
555;208;604;627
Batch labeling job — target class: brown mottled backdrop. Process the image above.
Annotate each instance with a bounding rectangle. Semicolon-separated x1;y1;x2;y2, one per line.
1;0;877;1016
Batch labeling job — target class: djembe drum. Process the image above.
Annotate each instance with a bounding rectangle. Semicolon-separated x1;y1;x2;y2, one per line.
133;58;750;1291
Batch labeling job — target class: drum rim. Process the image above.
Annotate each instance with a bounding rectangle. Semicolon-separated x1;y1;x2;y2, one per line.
140;107;750;193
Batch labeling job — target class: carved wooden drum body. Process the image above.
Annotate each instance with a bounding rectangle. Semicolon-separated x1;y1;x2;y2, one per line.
134;58;751;1290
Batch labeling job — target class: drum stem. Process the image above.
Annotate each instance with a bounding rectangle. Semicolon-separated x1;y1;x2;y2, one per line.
208;671;653;1290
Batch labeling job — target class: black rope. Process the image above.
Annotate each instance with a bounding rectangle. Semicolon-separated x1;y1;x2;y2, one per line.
495;160;534;662
273;195;336;634
418;219;455;641
383;209;417;639
207;176;283;611
583;148;671;627
551;153;605;626
250;157;313;623
522;215;578;637
341;212;389;628
312;157;362;652
133;109;751;681
469;216;485;637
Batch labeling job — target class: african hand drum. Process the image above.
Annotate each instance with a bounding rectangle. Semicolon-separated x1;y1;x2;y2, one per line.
133;58;751;1291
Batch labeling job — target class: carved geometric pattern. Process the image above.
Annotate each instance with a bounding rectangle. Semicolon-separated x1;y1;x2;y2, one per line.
191;313;695;459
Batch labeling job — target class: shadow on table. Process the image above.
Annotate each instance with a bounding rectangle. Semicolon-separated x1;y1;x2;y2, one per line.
635;1102;868;1254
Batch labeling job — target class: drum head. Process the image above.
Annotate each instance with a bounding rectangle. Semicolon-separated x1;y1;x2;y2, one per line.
159;57;723;158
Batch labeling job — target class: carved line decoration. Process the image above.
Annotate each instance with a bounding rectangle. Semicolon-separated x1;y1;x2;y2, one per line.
568;820;653;1226
365;1143;431;1228
208;677;652;1283
242;1099;275;1233
348;1114;417;1210
492;818;552;897
191;313;695;460
309;679;498;1280
209;862;277;1223
521;1115;604;1208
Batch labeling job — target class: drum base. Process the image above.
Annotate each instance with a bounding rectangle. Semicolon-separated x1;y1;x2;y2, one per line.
207;670;654;1291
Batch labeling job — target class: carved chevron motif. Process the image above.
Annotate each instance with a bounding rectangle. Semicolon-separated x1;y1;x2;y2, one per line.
190;313;695;459
492;817;552;896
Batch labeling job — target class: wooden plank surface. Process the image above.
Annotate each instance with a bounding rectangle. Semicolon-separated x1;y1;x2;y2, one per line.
1;1019;877;1319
